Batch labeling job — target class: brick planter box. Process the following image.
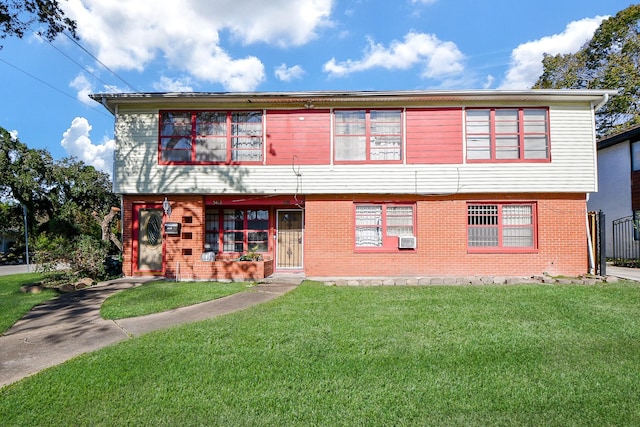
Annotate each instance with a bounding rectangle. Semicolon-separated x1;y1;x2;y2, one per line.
191;255;274;281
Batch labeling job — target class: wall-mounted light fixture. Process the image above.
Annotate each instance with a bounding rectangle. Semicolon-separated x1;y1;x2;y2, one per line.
163;197;172;217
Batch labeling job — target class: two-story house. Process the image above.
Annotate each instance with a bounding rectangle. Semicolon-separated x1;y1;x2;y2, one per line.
91;90;615;281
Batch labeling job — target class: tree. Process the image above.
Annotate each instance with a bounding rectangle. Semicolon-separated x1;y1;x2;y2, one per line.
1;128;119;237
0;127;56;231
0;201;22;234
0;0;77;47
49;156;119;238
533;4;640;136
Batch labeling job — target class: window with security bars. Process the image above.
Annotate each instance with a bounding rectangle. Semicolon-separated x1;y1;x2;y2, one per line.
160;111;263;164
466;108;549;162
467;203;536;250
355;204;414;249
204;207;269;253
335;110;402;162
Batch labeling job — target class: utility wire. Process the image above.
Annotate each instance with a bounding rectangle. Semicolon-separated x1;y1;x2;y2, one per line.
0;57;112;119
61;31;139;92
37;32;115;90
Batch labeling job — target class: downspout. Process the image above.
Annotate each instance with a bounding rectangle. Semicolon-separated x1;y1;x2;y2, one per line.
594;93;609;112
586;93;610;275
100;96;116;115
586;194;595;275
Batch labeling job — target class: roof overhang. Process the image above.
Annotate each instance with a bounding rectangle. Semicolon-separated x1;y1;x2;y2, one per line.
597;123;640;150
90;89;618;114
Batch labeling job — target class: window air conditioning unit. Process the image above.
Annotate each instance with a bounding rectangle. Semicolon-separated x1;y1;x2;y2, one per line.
398;236;416;249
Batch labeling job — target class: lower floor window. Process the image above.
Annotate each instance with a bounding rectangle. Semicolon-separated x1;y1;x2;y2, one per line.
467;203;536;250
355;203;414;249
205;208;269;253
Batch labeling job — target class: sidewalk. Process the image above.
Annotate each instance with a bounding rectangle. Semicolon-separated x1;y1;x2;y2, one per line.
0;277;300;389
604;265;640;282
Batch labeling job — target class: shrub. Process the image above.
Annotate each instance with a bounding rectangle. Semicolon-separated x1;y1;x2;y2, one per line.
68;235;109;279
34;234;122;283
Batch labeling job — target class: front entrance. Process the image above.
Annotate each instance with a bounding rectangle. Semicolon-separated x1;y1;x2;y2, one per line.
276;209;304;269
134;206;164;273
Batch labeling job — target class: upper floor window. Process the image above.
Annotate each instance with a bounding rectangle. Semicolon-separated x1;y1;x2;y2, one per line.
632;141;640;171
335;110;402;163
159;111;263;164
466;108;549;162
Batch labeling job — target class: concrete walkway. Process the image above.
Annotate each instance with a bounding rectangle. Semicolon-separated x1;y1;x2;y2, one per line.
604;265;640;282
0;277;300;389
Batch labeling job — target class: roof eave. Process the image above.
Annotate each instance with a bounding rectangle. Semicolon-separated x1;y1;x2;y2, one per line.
90;89;619;113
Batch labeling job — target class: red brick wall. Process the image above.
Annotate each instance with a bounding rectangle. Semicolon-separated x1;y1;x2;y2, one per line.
122;195;206;278
122;195;274;280
304;193;588;278
122;193;588;279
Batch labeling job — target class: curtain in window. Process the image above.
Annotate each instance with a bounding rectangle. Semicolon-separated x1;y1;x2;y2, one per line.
355;205;382;247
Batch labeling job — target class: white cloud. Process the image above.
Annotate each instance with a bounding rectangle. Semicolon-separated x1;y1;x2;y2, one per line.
61;117;115;175
69;73;95;104
411;0;438;4
483;75;495;89
499;16;607;89
8;129;18;141
323;32;464;79
153;76;194;92
62;0;334;91
275;64;305;82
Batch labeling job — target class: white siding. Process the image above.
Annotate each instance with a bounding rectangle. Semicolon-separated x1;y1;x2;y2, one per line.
114;105;598;195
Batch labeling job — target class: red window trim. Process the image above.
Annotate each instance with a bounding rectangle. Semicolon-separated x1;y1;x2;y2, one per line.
158;110;264;165
204;207;271;254
467;202;538;254
465;107;551;163
334;109;404;165
353;202;416;252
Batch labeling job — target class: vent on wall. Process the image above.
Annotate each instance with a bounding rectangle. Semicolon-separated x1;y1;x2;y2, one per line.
398;236;416;249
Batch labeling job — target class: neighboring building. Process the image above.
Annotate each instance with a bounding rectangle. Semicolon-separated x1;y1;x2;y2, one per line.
92;90;614;280
587;125;640;258
0;231;17;253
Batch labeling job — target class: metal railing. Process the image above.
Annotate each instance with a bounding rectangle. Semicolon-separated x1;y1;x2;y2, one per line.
612;215;640;263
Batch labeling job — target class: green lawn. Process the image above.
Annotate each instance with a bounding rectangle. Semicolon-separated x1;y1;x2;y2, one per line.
100;280;252;319
1;281;640;426
0;273;56;333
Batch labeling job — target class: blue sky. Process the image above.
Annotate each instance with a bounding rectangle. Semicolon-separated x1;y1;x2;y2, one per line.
0;0;633;176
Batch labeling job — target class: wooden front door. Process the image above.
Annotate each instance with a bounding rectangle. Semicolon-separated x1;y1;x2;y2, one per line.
276;210;303;269
135;206;164;273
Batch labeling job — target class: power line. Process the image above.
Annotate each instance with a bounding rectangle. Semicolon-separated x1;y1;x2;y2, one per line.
37;32;115;90
61;31;139;92
0;57;112;119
